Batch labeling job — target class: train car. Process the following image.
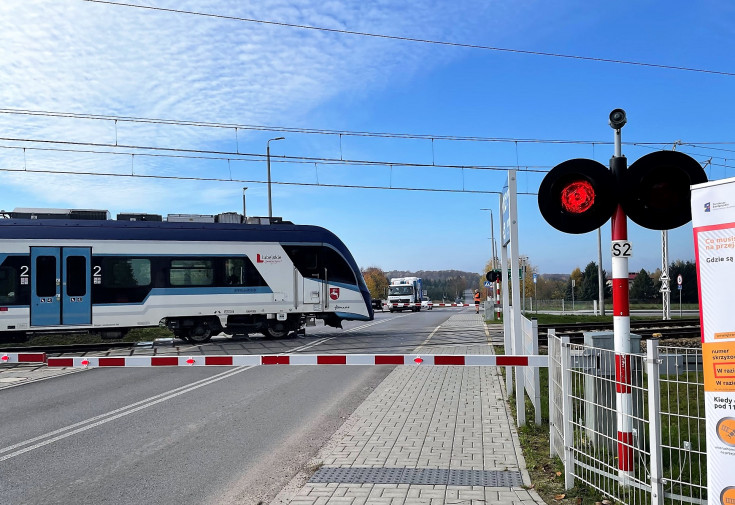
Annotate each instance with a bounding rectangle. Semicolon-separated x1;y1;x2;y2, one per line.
0;209;373;343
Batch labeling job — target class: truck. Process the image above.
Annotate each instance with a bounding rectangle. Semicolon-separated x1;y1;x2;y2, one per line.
387;277;424;312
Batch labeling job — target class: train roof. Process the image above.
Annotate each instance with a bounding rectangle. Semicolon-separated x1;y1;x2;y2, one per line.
0;217;338;244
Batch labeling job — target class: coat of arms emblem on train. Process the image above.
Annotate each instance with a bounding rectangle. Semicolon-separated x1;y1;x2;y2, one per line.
329;288;340;300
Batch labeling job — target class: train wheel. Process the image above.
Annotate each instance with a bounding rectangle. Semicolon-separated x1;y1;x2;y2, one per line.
188;322;213;344
263;324;289;339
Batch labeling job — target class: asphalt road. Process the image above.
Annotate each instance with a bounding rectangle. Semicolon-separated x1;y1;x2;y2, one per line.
0;308;481;505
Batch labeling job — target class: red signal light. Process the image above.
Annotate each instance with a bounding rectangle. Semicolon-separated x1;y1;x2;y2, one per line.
560;180;596;214
538;158;616;234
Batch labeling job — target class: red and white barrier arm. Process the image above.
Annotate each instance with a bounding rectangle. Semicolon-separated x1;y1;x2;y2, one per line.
384;303;470;307
46;354;549;368
1;353;47;364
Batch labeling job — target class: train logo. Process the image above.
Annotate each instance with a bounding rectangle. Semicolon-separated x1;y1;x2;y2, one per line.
256;253;282;264
330;288;340;300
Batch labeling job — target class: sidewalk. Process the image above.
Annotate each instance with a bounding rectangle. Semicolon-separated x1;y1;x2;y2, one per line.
273;312;546;505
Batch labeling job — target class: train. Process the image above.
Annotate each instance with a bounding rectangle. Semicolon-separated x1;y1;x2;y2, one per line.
0;208;373;343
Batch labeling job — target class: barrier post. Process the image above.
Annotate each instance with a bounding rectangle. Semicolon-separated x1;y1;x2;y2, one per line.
647;337;664;505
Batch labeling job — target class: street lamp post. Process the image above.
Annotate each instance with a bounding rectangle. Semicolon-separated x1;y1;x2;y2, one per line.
267;137;285;219
242;187;248;218
480;208;497;268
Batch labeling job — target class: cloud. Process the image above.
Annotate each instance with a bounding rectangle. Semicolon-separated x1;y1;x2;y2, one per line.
0;0;515;215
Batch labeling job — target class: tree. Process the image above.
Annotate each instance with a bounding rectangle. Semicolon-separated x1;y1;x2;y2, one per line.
579;261;610;301
361;267;389;301
669;260;699;304
630;268;656;301
565;267;583;301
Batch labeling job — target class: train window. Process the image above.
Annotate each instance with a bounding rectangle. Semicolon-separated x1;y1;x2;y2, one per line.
36;256;57;297
223;258;267;287
102;258;151;288
66;256;87;296
0;266;16;303
224;258;245;285
170;259;214;286
284;245;356;285
320;246;356;285
284;246;320;278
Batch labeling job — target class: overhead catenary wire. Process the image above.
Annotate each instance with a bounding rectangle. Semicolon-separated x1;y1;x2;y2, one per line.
2;107;724;146
0;166;538;196
0;138;551;172
79;0;735;78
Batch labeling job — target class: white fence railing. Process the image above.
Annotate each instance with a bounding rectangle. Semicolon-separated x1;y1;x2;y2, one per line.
548;334;707;505
508;313;542;425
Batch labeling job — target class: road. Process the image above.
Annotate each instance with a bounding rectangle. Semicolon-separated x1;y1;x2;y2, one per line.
0;308;481;505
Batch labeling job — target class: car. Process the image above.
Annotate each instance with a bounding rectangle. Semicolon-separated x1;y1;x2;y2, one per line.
421;297;433;310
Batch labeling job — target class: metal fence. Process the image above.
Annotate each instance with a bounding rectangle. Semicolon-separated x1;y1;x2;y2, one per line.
508;313;542;426
549;335;706;505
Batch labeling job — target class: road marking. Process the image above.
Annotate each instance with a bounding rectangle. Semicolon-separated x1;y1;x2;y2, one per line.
414;324;442;353
0;368;84;391
0;366;252;462
285;315;406;351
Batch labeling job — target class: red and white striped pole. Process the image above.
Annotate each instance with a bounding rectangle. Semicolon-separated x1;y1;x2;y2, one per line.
610;110;634;481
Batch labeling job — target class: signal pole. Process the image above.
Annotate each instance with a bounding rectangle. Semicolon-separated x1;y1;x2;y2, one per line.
609;109;634;481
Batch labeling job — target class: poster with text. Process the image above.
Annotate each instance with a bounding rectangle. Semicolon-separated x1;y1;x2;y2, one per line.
692;177;735;505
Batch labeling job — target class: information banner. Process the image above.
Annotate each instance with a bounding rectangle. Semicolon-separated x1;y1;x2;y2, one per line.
692;177;735;504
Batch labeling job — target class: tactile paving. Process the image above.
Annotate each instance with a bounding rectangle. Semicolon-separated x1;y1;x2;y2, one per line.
309;467;524;487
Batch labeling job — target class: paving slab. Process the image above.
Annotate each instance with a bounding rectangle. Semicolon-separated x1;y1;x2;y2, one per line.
272;312;546;505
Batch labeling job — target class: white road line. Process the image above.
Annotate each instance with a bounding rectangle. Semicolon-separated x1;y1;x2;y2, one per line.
414;324;442;353
0;368;84;391
283;315;406;353
0;366;252;462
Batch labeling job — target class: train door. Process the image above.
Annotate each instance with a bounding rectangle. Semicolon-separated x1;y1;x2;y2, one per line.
30;247;92;326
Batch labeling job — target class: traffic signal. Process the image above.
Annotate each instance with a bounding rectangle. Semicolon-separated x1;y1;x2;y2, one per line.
621;151;708;230
537;159;618;234
486;270;501;282
538;151;707;233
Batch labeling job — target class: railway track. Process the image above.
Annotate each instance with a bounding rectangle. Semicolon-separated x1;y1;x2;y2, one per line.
1;319;702;355
537;317;701;345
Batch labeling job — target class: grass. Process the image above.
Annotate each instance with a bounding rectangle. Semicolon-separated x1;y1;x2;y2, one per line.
486;312;696;326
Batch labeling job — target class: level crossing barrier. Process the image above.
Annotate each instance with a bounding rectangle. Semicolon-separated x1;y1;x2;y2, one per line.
1;353;47;364
44;353;549;368
382;302;471;308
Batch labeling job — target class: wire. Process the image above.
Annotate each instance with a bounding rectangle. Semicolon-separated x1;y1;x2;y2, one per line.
80;0;735;78
0;108;620;145
0;137;552;173
0;166;542;196
4;107;730;148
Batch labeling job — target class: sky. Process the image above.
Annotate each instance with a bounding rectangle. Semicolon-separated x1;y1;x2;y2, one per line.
0;0;733;275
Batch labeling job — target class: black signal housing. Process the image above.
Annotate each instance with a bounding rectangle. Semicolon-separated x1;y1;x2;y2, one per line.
537;158;617;234
621;150;708;230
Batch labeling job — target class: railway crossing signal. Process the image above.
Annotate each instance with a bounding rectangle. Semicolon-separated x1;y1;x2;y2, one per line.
537;109;709;482
486;270;501;282
538;149;707;234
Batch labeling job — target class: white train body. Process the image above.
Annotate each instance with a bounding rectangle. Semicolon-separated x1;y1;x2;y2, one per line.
0;214;372;342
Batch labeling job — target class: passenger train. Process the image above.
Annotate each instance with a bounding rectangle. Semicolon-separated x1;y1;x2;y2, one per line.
0;209;373;343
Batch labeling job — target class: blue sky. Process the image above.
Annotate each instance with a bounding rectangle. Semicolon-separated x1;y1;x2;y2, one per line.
0;1;733;275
